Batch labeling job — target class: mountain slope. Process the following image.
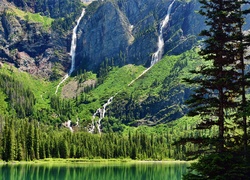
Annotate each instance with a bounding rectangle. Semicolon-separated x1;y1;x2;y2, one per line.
56;48;203;131
0;47;200;129
2;0;247;132
0;0;84;79
75;0;204;72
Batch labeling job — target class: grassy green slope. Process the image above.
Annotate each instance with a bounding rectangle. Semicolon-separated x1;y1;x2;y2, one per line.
0;48;202;129
0;64;56;115
129;48;200;96
75;65;146;120
70;48;201;123
100;48;202;127
9;7;54;29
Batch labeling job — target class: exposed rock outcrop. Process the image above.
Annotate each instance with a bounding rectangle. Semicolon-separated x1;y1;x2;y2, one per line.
0;1;70;79
75;0;204;72
76;1;134;71
1;0;204;79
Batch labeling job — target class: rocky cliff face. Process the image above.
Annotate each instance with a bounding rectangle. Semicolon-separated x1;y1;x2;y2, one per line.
76;1;134;71
75;0;204;72
0;13;68;78
0;0;77;79
1;0;204;78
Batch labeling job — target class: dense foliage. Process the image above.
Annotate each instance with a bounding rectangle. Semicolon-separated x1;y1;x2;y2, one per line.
0;65;213;162
0;64;216;162
0;117;207;162
0;73;35;118
183;0;250;179
0;55;206;162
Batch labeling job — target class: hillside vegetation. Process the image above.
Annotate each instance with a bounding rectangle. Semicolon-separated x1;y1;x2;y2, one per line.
10;7;54;29
0;48;201;127
0;48;211;161
0;62;211;161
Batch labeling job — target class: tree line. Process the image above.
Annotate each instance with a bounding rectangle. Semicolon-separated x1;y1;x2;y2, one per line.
0;116;214;162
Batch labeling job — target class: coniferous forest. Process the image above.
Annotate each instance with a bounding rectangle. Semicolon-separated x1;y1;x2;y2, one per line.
0;118;185;161
0;65;207;162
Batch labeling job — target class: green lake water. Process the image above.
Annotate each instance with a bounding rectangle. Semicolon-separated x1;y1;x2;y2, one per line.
0;162;189;180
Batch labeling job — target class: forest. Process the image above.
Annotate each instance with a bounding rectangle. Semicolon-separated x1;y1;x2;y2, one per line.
0;66;211;162
0;114;214;162
0;57;209;162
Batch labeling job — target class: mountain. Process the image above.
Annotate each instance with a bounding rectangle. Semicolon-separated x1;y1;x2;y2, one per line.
1;0;204;77
0;0;208;129
0;0;83;79
75;0;204;72
2;0;249;131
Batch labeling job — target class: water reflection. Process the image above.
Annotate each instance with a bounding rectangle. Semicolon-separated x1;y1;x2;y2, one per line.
1;162;188;180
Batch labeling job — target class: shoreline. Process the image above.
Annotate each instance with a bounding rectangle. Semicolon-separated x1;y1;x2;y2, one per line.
0;158;193;165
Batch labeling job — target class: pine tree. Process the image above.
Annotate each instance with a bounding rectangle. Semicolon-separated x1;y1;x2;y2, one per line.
34;123;40;159
26;122;35;160
233;1;250;159
184;0;248;153
59;139;69;158
16;128;24;161
184;0;250;179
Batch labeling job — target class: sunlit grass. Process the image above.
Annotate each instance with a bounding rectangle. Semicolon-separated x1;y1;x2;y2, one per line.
0;63;56;110
10;7;54;29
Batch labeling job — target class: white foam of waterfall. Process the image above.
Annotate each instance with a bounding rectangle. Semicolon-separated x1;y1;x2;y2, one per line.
128;0;175;87
88;96;114;134
55;9;86;94
69;9;86;75
62;120;73;132
150;0;175;66
128;68;151;86
67;120;73;132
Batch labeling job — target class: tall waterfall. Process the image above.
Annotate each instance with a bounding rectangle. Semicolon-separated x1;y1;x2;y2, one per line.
69;9;86;75
88;0;175;133
150;0;175;66
55;9;86;94
128;0;175;87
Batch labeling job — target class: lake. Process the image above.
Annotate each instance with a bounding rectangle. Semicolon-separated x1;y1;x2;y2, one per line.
0;161;189;180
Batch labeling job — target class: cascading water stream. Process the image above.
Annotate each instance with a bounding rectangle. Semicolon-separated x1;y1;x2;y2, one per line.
69;9;86;75
151;0;175;66
129;0;175;87
88;0;175;133
88;96;114;134
55;9;86;94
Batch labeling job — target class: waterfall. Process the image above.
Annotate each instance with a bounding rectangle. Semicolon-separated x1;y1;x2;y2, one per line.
55;74;69;95
69;9;86;75
55;9;86;94
88;0;175;133
150;0;175;66
64;120;73;132
128;0;175;87
88;96;114;134
128;68;151;86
